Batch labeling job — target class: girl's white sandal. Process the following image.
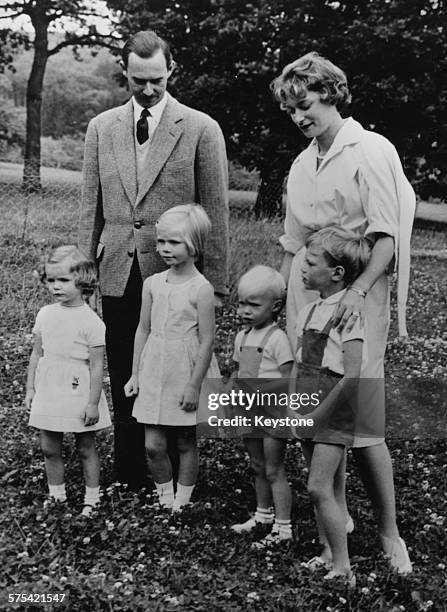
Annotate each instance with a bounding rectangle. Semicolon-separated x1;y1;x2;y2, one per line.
301;556;333;571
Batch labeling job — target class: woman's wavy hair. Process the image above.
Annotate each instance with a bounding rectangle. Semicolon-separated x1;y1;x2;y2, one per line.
271;52;351;111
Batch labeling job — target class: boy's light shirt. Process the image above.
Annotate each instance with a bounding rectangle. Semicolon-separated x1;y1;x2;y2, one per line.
295;288;367;375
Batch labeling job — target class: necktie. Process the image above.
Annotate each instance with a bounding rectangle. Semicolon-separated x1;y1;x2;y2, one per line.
136;108;150;144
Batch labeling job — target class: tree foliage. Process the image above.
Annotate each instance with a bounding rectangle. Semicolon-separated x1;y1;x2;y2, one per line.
0;98;26;153
0;0;120;190
0;28;30;72
40;49;125;137
2;0;446;203
108;0;447;211
2;47;126;138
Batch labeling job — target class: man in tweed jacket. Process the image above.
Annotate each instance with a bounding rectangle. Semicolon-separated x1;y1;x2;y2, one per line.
78;30;228;489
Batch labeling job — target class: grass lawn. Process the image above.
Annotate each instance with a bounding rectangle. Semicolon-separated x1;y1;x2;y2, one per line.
0;184;446;611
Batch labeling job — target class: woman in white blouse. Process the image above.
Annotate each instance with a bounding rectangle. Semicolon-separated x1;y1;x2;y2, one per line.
271;52;414;573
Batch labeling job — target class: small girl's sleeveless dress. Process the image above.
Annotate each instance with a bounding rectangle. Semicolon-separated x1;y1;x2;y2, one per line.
29;303;111;433
132;271;221;426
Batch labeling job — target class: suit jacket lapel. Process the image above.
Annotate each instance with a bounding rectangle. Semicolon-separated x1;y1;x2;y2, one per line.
135;96;184;206
112;100;137;206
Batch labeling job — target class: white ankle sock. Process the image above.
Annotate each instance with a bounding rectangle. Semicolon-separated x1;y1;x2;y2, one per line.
274;518;292;536
254;507;274;524
84;485;100;507
155;480;174;508
173;483;194;508
48;483;66;502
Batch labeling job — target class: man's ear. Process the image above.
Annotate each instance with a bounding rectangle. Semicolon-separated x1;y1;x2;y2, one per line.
167;60;177;78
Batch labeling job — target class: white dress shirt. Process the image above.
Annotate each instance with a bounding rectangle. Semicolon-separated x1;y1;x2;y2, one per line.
132;93;168;143
132;93;169;194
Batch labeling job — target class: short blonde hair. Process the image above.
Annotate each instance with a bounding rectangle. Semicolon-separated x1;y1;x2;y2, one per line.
44;245;98;297
156;204;211;259
238;265;286;302
271;51;351;110
306;227;371;285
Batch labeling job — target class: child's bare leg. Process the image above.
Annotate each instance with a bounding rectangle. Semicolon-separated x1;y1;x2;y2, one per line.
177;427;198;486
145;426;174;507
172;427;198;510
145;426;171;483
264;437;291;520
352;443;399;540
75;432;100;487
231;438;274;532
244;437;272;510
334;449;351;525
308;443;350;575
301;440;331;562
40;430;64;485
76;432;101;515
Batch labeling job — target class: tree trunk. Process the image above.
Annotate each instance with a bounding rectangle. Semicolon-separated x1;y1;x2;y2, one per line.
254;149;296;218
22;6;49;192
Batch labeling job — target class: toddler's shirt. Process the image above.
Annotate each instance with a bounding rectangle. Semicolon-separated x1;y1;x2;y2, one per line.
233;323;294;378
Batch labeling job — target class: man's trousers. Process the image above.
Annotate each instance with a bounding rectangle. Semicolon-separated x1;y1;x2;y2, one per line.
102;257;147;490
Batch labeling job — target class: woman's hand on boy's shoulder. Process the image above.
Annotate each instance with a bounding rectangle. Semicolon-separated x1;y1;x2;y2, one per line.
124;375;139;398
332;290;366;333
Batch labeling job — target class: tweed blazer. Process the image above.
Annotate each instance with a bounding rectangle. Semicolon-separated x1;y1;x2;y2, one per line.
78;95;229;297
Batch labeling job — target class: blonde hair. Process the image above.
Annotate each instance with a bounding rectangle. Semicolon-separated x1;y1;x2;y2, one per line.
156;204;212;259
44;245;98;297
306;227;371;285
271;51;351;110
238;265;287;302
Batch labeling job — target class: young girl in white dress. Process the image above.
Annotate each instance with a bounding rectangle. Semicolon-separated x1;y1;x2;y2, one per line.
124;204;220;511
25;246;111;516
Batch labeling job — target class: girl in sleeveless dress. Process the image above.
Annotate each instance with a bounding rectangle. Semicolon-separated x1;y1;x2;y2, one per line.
25;246;111;516
125;205;220;511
